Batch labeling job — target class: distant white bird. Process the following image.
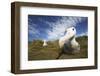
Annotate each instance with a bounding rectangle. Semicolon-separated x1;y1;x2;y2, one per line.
59;27;80;53
43;40;48;47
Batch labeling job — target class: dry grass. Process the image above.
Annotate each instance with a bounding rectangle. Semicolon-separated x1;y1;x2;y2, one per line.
28;36;88;60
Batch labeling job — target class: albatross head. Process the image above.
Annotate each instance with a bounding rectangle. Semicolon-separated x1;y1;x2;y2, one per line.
65;27;76;39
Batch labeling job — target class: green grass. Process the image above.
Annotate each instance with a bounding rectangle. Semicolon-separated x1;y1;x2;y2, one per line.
28;36;88;60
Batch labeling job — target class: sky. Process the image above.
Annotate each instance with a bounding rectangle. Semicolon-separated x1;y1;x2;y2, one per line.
28;15;88;41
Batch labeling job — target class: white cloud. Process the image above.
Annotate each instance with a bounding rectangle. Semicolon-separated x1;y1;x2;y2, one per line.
46;16;85;40
28;19;39;38
77;31;88;37
28;16;87;41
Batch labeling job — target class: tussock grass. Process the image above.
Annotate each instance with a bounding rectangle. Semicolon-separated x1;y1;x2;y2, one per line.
28;36;88;60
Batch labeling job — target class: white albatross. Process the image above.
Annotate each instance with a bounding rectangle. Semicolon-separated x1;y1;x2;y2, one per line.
59;27;80;53
43;40;48;47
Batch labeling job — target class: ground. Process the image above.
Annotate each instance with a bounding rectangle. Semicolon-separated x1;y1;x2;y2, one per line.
28;36;88;60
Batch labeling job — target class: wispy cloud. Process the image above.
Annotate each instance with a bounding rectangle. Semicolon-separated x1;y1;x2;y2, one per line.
77;31;88;37
46;16;86;40
28;18;40;40
28;16;87;41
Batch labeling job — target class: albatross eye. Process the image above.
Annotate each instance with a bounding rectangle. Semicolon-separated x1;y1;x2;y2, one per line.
72;28;74;31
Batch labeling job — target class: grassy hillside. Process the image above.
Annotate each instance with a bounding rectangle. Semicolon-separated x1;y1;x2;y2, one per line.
28;36;88;60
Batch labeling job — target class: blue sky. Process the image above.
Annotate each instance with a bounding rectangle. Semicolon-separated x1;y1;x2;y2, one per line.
28;15;88;41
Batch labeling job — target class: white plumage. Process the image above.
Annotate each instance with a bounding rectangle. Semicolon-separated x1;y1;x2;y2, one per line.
43;40;48;47
59;27;80;53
